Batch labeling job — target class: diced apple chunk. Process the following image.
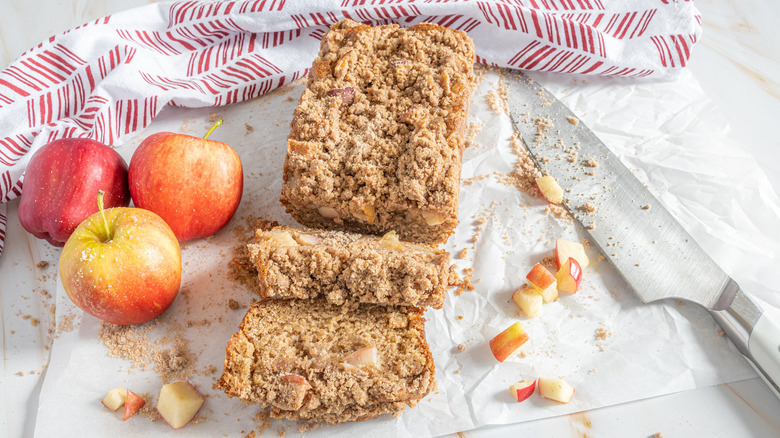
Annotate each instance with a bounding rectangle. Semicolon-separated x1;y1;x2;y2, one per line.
380;231;404;251
509;380;536;402
422;211;445;226
512;287;543;318
123;390;146;421
273;374;311;411
361;204;376;224
535;175;564;204
344;346;379;367
489;322;529;363
526;263;558;303
538;377;575;403
555;239;589;269
325;87;355;107
102;387;127;412
266;230;298;247
318;206;339;219
556;257;583;294
157;381;205;430
294;233;323;246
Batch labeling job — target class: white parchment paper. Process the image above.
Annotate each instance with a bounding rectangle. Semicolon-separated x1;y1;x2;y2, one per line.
34;68;780;437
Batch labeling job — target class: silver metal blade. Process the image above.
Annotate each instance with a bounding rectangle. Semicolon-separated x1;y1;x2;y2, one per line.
505;71;737;310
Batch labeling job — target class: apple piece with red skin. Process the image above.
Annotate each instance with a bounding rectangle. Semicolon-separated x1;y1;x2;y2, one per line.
538;377;575;403
555;239;590;269
18;138;130;247
157;381;205;429
509;380;536;402
556;257;583;294
512;286;543;318
535;175;563;204
59;192;181;325
129;120;243;242
489;321;529;363
123;390;146;421
526;263;558;303
102;387;127;412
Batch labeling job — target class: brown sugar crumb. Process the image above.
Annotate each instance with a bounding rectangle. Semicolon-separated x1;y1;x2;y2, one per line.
583;157;599;167
228;299;241;310
717;329;725;336
30;318;39;327
578;203;596;214
36;261;49;269
244;432;258;438
586;223;596;230
496;133;543;197
642;204;652;210
567;116;579;125
17;371;26;376
653;433;665;438
136;392;161;422
595;327;612;340
546;204;572;220
457;343;468;352
485;76;509;115
457;315;464;320
456;248;468;259
244;123;255;135
541;255;557;269
464;122;484;148
462;268;475;291
56;313;77;334
208;113;223;123
533;116;554;142
98;320;196;382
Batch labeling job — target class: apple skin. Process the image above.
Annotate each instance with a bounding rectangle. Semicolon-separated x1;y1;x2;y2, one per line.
59;207;181;325
128;131;243;242
18;138;130;246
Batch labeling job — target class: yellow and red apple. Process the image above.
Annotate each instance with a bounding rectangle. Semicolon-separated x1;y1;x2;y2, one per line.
509;380;536;403
59;192;181;325
555;239;590;269
556;257;583;294
526;263;558;303
128;120;243;241
489;321;529;363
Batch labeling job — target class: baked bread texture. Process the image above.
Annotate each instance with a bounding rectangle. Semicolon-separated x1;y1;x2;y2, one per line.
280;18;476;244
248;222;457;309
217;298;436;423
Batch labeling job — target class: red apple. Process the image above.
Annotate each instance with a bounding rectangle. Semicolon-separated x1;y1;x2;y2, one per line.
18;138;130;246
59;192;181;325
128;120;243;241
123;390;146;420
489;322;529;363
509;380;536;402
526;263;558;303
555;257;583;294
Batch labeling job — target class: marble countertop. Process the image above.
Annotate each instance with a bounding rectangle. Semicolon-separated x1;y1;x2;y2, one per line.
2;1;779;437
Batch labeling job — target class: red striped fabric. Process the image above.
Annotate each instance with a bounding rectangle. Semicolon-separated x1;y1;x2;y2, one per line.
0;0;701;256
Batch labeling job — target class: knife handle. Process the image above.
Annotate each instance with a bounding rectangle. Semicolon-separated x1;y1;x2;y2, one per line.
710;290;780;398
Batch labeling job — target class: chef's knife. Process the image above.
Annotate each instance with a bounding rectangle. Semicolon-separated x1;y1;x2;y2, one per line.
505;71;780;398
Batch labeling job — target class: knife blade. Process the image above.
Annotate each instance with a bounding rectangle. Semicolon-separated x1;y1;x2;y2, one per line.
505;71;780;398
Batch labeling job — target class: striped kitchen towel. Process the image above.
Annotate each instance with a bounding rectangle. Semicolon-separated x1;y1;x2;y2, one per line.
0;0;702;255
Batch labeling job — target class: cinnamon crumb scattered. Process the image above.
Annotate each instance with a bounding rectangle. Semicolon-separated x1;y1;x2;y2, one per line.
208;113;223;122
717;329;725;336
595;327;612;340
457;315;464;320
533;117;554;142
653;433;665;438
36;261;49;269
567;116;579;125
228;299;241;310
456;248;468;259
583;157;599;167
642;204;652;210
578;203;596;214
244;123;255;135
485;76;509;115
457;344;468;352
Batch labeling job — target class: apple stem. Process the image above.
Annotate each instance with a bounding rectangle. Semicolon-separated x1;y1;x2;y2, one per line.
97;190;112;241
203;119;223;140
